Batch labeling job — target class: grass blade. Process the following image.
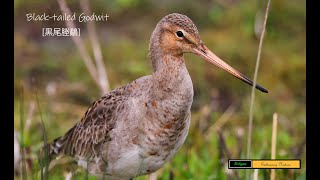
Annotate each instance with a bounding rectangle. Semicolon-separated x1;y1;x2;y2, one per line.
270;113;278;180
19;86;27;180
246;0;271;179
35;89;49;180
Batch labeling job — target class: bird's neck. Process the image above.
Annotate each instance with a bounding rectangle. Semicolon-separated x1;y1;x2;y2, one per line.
148;26;193;103
148;53;194;102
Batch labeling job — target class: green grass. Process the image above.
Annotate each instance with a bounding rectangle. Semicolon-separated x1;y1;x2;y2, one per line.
19;86;27;180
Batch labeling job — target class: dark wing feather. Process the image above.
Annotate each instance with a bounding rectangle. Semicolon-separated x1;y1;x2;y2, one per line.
49;85;130;161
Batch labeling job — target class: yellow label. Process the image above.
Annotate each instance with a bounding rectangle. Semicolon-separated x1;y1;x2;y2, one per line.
252;160;300;168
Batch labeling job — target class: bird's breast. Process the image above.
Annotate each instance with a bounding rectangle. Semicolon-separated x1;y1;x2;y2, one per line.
138;111;191;174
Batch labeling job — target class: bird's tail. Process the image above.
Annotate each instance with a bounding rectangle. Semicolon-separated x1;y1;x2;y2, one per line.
37;127;76;178
40;126;75;162
48;135;68;159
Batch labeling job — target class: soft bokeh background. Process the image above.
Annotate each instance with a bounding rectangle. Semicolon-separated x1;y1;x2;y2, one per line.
14;0;306;179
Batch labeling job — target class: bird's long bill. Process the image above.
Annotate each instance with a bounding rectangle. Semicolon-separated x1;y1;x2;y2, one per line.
193;45;268;93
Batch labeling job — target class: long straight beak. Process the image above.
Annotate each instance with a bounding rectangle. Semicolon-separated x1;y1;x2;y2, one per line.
193;44;268;93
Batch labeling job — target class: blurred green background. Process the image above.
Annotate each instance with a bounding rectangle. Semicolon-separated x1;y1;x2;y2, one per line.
14;0;305;179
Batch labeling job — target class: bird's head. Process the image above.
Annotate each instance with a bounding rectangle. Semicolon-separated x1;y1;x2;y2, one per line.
150;13;268;93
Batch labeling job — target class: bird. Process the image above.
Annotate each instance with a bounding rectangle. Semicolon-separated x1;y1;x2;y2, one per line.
46;13;268;179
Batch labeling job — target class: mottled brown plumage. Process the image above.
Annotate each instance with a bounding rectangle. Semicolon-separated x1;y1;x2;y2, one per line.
48;13;268;179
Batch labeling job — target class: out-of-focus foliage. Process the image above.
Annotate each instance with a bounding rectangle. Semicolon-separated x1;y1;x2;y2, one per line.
14;0;305;179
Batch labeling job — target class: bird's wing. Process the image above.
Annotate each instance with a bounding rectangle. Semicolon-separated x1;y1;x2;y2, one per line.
50;85;130;161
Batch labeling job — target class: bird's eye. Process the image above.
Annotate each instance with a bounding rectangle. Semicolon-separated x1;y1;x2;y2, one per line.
176;31;184;37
